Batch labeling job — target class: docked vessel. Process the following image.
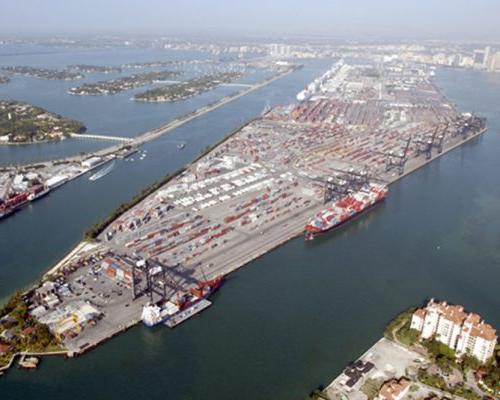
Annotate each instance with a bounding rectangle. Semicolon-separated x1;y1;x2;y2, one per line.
28;184;50;201
305;183;388;239
0;192;30;219
118;147;139;159
141;276;224;327
0;185;52;221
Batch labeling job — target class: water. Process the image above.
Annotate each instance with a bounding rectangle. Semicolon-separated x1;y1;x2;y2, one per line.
1;52;499;399
0;45;270;164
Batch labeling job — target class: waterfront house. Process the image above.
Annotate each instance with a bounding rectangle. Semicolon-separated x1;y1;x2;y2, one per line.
376;377;410;400
0;341;11;355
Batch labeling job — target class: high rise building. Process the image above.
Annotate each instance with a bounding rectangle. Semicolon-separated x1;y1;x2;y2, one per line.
488;52;500;72
473;49;486;69
410;299;497;364
483;46;491;68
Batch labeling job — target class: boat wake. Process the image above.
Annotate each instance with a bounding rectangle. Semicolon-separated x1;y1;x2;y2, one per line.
89;161;115;181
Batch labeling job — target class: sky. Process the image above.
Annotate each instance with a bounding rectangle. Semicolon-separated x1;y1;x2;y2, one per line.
1;0;500;40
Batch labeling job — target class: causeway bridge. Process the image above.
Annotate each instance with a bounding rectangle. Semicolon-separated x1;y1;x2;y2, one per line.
70;133;133;142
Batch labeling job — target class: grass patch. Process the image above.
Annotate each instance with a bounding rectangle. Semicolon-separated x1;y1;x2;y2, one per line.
360;378;384;400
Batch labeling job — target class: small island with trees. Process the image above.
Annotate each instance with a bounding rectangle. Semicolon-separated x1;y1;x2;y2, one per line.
1;66;83;80
0;100;86;144
67;70;180;95
133;71;242;102
66;64;122;74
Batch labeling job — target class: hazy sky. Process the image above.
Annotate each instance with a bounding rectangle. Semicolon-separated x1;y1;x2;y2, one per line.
1;0;500;40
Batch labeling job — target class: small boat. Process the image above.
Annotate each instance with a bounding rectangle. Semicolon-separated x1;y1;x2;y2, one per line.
261;101;271;116
177;143;185;150
19;356;39;369
89;161;115;181
118;147;138;159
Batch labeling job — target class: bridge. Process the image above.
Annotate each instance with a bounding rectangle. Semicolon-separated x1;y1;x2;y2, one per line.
70;133;133;143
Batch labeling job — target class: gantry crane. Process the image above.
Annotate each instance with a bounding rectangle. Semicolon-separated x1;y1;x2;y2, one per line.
385;136;412;175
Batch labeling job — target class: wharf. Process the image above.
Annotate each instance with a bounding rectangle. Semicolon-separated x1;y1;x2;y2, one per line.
165;299;212;328
387;127;487;184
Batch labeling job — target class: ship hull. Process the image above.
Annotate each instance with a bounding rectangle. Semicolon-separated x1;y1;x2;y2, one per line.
305;197;385;239
305;184;388;240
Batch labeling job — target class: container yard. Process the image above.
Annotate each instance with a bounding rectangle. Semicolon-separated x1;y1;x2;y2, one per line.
14;57;487;359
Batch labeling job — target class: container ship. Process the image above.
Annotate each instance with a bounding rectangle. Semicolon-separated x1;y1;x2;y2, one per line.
305;183;388;239
141;276;224;327
0;184;51;221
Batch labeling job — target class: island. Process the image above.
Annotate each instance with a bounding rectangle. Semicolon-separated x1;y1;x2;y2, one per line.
133;71;242;102
307;299;499;400
66;64;122;74
0;100;86;144
122;60;178;69
67;70;180;95
1;66;83;80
